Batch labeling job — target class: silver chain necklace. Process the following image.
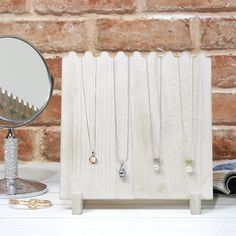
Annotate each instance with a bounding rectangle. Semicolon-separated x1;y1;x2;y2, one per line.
81;57;97;164
177;56;194;174
146;56;162;172
113;57;130;178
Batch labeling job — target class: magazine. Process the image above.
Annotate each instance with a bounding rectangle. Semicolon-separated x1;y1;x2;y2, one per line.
213;160;236;195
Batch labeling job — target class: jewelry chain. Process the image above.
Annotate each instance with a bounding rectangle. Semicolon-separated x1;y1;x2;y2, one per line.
81;57;97;154
113;57;130;164
146;56;162;167
177;56;194;163
191;57;194;162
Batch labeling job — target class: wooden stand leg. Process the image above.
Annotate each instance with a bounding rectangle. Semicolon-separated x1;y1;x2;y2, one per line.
190;192;201;215
72;192;83;215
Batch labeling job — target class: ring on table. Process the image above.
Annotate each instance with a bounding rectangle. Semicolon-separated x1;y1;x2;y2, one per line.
9;199;52;210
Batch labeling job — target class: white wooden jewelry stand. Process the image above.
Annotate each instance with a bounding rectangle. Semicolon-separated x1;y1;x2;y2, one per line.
61;52;212;215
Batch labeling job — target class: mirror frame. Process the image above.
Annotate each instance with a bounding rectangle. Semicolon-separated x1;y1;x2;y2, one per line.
0;36;53;128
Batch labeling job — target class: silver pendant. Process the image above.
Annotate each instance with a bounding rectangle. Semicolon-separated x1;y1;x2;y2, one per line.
89;151;97;164
185;159;193;174
153;157;160;172
119;163;126;178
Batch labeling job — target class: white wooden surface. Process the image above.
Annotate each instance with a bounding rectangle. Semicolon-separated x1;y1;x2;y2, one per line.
0;163;236;236
61;52;212;202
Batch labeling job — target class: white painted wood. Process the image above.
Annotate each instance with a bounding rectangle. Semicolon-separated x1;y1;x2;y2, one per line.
72;192;83;215
61;52;78;199
3;218;236;236
61;52;213;212
190;192;201;215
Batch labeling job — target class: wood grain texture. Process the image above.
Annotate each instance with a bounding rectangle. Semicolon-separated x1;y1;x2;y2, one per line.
72;192;83;215
190;192;202;215
61;52;212;201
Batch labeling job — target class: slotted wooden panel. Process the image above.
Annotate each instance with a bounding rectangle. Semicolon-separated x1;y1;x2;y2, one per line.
61;52;212;201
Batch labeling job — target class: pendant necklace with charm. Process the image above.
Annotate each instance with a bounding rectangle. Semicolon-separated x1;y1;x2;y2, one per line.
113;57;130;178
81;57;97;164
177;56;194;174
146;56;162;172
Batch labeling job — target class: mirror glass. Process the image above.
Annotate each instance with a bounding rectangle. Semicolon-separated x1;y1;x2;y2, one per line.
0;37;52;127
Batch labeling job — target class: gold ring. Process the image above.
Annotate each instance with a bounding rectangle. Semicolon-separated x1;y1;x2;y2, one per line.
9;199;52;210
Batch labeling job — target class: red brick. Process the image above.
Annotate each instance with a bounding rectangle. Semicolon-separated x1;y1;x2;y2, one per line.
40;127;60;162
0;21;87;53
34;0;135;14
0;0;28;14
213;126;236;161
201;18;236;50
46;57;62;90
212;56;236;88
32;94;61;126
0;128;40;161
95;19;193;51
213;93;236;125
146;0;236;12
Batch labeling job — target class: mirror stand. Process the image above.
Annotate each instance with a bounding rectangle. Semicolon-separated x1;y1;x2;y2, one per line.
0;128;47;198
0;36;53;198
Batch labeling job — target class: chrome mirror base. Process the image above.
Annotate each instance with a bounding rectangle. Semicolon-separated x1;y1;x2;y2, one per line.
0;178;47;199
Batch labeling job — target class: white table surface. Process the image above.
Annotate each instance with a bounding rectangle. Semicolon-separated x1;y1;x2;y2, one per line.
0;163;236;236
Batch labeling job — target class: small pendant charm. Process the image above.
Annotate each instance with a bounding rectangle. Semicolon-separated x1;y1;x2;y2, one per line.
153;157;160;172
185;159;193;174
119;163;126;178
89;151;97;164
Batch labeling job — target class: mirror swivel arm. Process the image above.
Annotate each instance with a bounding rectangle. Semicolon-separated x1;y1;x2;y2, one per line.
50;74;54;88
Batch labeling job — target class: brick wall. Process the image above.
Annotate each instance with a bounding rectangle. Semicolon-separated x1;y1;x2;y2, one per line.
0;0;235;162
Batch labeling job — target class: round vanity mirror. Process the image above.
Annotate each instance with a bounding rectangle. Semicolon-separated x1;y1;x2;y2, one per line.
0;36;53;198
0;36;52;127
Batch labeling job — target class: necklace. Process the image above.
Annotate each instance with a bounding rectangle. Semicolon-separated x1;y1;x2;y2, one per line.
177;56;194;174
146;56;162;172
81;57;97;164
113;57;130;178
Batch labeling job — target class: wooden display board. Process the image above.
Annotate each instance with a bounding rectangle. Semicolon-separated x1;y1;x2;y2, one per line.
60;52;212;215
